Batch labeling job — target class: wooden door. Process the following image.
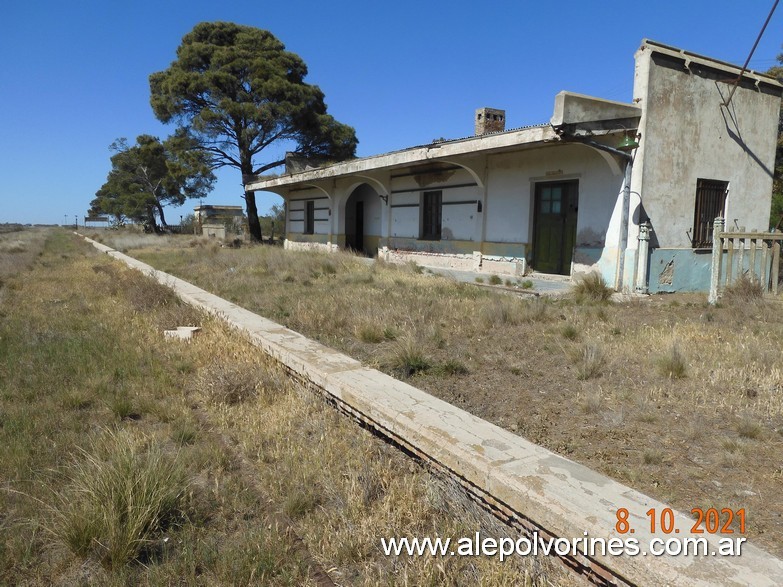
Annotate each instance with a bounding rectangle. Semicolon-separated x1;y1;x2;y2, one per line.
533;181;578;274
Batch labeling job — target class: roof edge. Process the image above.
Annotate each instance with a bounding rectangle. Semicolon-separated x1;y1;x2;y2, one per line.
640;39;783;87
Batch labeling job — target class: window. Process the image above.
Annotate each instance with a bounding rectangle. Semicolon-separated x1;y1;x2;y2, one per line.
692;179;728;247
304;200;314;235
421;190;442;240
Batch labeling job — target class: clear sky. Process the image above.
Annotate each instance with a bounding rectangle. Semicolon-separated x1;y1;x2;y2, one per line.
1;1;781;225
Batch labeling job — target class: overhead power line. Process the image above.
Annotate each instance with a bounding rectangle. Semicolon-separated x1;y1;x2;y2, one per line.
723;0;779;107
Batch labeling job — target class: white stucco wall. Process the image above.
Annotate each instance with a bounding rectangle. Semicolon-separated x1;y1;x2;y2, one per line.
390;192;420;238
632;44;781;248
287;189;329;236
387;168;482;241
485;145;622;247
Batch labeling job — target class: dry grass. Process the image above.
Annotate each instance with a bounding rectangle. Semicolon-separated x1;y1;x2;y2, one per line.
575;343;604;380
571;271;613;303
0;229;570;585
194;362;264;405
656;341;688;379
0;227;47;283
722;274;764;304
51;430;187;569
387;336;432;377
110;231;783;558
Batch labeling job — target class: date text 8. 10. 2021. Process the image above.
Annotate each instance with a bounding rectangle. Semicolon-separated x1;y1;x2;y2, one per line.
615;508;745;535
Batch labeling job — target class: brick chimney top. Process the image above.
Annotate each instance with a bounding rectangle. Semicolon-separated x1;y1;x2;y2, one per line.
475;107;506;135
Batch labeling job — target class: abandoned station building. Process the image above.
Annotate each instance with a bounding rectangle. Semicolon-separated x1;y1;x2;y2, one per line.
245;40;782;293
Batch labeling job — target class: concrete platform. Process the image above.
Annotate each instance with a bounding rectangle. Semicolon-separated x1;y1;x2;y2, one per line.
81;234;783;586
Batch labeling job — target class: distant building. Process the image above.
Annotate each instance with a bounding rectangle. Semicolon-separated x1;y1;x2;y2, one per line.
194;205;245;239
245;40;782;293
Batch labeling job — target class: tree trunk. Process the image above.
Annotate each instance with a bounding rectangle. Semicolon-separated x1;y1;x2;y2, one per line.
155;200;169;228
146;207;160;233
245;190;262;242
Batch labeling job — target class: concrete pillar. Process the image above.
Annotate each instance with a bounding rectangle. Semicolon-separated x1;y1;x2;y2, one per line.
708;217;725;305
635;222;651;294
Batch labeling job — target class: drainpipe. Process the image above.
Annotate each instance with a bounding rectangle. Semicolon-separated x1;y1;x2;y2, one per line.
615;160;632;291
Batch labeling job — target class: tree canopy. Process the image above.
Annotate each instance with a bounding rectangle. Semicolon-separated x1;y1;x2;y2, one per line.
91;133;215;231
149;21;358;240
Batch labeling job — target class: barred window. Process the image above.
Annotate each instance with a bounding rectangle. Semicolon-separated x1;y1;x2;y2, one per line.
692;179;728;247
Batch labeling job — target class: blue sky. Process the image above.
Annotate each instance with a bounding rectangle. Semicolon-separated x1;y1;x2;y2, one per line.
1;1;781;225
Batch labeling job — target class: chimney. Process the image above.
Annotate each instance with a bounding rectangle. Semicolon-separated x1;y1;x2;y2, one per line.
475;107;505;135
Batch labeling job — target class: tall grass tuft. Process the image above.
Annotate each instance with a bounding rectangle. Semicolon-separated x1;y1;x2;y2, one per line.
388;337;431;377
657;342;687;379
576;344;604;380
50;430;187;569
723;274;764;304
572;272;612;303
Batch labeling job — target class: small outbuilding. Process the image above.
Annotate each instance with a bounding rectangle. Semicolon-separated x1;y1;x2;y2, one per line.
244;40;782;293
194;204;245;239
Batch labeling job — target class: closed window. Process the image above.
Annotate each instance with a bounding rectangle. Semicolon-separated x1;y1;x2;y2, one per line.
692;179;728;247
421;191;442;240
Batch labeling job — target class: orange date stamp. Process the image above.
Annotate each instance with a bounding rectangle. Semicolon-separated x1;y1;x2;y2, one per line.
615;507;746;535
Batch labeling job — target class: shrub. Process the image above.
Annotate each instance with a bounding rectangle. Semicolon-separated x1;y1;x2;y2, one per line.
488;275;502;285
434;359;469;376
195;363;261;405
561;324;578;340
572;272;612;303
723;274;764;304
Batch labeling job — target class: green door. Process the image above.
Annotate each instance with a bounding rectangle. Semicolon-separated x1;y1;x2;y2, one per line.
533;181;578;275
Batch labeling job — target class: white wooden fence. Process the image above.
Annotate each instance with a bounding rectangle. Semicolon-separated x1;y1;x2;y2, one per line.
709;217;783;304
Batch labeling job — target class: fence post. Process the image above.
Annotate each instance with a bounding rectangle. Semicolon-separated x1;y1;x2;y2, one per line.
708;217;725;305
635;221;651;294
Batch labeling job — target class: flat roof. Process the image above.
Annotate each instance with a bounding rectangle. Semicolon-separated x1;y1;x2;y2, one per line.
245;38;782;194
245;124;558;192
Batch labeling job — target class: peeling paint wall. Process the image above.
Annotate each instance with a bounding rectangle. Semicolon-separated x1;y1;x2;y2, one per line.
648;249;714;293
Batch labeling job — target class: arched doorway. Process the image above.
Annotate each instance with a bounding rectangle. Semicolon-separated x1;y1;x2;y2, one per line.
344;183;382;256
